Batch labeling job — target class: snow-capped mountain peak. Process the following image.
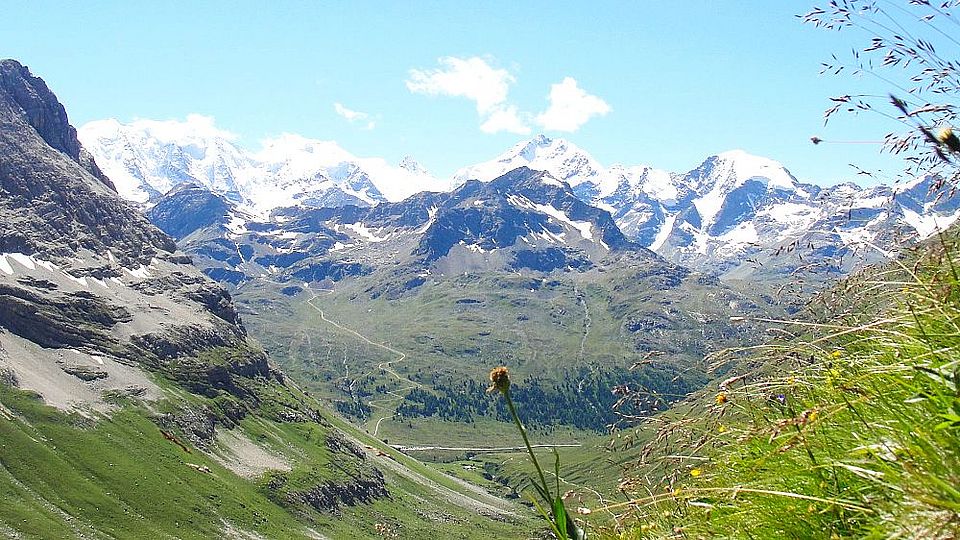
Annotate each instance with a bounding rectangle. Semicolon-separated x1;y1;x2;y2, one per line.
79;115;248;203
711;149;799;191
399;155;429;175
453;134;613;198
79;118;449;213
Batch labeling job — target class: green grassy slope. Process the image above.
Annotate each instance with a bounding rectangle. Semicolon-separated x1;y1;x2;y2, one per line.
0;373;534;539
237;262;769;447
601;230;960;539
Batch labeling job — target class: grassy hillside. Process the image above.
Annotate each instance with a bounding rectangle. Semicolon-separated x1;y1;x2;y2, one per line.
0;365;534;539
598;229;960;538
236;262;770;448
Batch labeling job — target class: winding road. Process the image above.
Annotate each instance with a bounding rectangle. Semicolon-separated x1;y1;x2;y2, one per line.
304;290;420;437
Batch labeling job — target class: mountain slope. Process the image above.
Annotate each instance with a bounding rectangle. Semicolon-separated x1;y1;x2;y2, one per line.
611;224;960;539
0;59;528;539
143;165;773;444
458;136;960;283
85;120;960;284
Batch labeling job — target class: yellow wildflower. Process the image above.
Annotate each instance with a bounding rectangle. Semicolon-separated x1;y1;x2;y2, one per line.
715;392;728;405
937;126;960;153
690;468;702;477
831;350;842;359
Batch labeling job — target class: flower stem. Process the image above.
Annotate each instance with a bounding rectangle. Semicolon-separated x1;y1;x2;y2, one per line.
503;387;552;503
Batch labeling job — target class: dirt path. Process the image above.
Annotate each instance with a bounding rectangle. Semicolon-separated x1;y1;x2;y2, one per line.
392;443;582;452
572;286;598;397
304;290;419;437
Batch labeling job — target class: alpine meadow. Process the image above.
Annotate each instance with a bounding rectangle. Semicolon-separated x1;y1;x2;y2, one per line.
1;1;960;539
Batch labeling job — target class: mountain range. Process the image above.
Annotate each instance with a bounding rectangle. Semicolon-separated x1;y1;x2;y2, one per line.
0;58;530;538
81;120;960;282
6;56;959;537
79;117;452;210
136;156;774;435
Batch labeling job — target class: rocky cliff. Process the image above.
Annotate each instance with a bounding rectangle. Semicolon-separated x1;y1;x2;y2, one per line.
0;58;385;532
0;59;526;539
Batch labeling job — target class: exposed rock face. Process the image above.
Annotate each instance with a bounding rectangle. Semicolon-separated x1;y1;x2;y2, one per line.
0;58;277;410
0;61;175;264
147;183;235;240
0;284;131;349
267;467;389;515
0;60;114;190
412;167;641;264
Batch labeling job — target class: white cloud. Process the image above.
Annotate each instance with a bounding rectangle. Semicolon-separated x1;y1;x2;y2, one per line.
535;77;611;132
406;56;514;115
480;105;530;135
406;56;530;134
333;102;376;130
406;58;611;134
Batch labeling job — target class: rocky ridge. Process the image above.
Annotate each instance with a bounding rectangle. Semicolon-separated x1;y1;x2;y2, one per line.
82;120;960;283
0;58;394;526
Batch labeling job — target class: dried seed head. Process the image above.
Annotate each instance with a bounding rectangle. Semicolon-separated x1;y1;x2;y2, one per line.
487;366;510;394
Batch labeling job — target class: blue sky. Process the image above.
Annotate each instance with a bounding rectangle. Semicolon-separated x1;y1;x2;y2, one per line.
3;1;914;184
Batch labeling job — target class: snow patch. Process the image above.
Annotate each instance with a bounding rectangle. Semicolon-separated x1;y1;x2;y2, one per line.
759;202;822;226
902;207;960;238
225;215;248;235
649;214;678;251
715;222;759;256
534;203;593;240
7;253;36;271
64;274;89;288
344;222;388;242
460;241;490;254
507;195;593;241
836;213;894;257
541;176;565;188
639;168;679;203
693;190;726;230
124;265;152;279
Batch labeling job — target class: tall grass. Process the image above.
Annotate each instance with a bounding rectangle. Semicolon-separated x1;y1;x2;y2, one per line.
603;230;960;538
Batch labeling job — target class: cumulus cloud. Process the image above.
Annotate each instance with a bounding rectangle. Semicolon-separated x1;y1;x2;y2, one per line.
333;102;376;130
480;105;531;135
406;56;515;115
406;56;529;134
406;57;610;134
535;77;611;132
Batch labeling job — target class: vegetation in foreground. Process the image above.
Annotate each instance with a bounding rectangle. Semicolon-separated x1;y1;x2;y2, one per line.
599;229;960;538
